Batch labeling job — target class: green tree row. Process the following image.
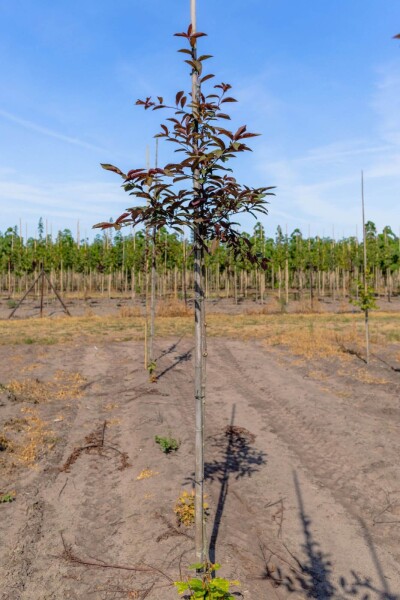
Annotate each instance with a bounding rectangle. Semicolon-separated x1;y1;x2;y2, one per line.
1;219;399;299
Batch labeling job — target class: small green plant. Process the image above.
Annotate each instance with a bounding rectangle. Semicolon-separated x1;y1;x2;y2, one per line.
155;434;180;454
175;563;240;599
7;299;17;309
350;273;378;365
0;491;16;503
350;278;378;313
174;490;208;527
147;360;157;383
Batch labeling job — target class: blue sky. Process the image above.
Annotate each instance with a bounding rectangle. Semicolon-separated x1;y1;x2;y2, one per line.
0;0;399;241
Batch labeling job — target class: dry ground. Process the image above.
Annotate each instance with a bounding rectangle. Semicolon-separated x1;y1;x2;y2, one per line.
0;303;400;599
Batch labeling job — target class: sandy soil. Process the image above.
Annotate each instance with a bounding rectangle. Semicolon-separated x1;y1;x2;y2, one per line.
0;332;400;599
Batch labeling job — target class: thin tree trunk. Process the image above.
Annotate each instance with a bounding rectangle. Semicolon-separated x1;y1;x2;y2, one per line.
148;141;158;369
40;268;45;317
278;265;281;300
182;237;188;305
234;266;238;304
192;0;206;565
149;232;156;368
131;269;135;300
285;257;289;305
362;171;370;364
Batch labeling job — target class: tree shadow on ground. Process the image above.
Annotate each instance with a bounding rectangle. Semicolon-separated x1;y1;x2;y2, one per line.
260;471;400;599
156;337;184;362
157;348;193;380
200;404;267;563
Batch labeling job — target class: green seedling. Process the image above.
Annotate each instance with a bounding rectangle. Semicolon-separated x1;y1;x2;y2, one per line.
155;435;180;454
0;491;16;503
147;360;157;383
175;563;240;599
350;279;378;313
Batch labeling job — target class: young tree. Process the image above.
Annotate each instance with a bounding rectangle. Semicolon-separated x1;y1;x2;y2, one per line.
94;15;274;565
357;172;377;364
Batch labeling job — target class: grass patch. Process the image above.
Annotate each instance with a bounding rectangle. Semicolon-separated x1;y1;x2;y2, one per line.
156;299;192;318
0;312;399;362
1;408;55;468
3;370;85;404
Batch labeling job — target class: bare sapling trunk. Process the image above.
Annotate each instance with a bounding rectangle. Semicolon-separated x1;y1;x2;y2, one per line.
194;237;206;566
149;230;156;369
148;141;159;374
285;256;289;305
362;171;370;365
144;147;152;373
191;0;206;565
310;268;314;311
40;266;45;318
182;236;188;305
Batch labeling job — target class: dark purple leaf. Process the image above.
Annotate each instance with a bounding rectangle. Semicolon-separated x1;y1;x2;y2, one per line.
101;164;127;178
200;74;215;83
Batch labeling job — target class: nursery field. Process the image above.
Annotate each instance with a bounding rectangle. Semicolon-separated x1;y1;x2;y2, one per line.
0;301;400;599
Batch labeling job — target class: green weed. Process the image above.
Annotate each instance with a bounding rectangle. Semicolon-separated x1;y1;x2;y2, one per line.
155;434;180;454
175;563;240;599
147;360;157;383
0;491;16;503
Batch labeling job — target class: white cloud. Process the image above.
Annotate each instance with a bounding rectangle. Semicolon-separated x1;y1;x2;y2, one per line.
0;176;131;236
372;59;400;145
0;109;108;154
255;133;400;235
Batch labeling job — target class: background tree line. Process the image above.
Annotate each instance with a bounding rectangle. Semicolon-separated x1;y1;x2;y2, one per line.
0;218;399;302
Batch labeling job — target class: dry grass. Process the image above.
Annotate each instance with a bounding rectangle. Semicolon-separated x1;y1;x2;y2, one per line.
245;296;324;315
1;408;55;467
0;315;147;345
261;319;361;360
307;369;329;380
0;312;399;366
291;299;324;314
136;468;159;480
156;299;192;317
2;371;85;404
174;489;209;527
337;368;388;386
118;306;142;318
245;297;283;315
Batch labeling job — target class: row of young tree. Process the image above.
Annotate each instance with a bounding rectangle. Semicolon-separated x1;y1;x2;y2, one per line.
0;219;399;300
